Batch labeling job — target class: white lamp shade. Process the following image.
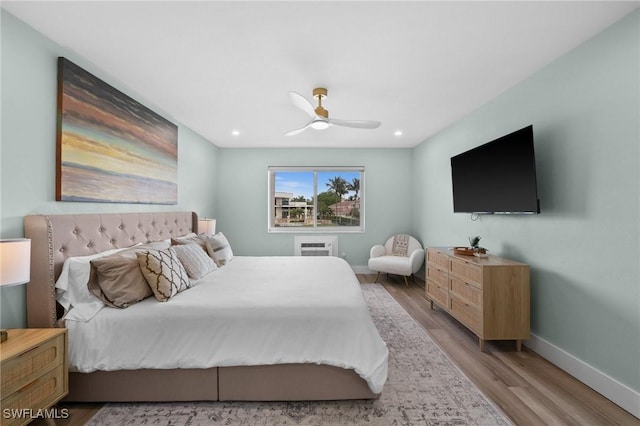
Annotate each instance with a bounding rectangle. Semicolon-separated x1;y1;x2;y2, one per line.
198;219;217;235
0;239;31;287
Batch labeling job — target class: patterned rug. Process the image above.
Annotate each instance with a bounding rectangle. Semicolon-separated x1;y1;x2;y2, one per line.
87;284;512;425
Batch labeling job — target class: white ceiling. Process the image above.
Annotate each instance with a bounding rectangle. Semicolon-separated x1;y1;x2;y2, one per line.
3;1;638;148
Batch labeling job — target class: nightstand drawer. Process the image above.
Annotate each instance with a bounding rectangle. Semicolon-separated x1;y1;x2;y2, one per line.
1;364;66;426
449;258;482;287
451;295;482;333
1;333;64;397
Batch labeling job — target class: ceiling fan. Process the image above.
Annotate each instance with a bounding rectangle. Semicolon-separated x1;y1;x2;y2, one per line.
285;88;381;136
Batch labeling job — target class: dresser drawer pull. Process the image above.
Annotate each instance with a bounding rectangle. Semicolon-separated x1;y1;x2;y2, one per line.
16;379;39;393
18;346;39;358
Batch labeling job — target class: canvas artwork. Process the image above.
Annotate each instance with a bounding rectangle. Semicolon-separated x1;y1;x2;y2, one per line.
56;57;178;204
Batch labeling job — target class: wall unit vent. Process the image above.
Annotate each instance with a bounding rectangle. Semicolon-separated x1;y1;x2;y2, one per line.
294;235;338;257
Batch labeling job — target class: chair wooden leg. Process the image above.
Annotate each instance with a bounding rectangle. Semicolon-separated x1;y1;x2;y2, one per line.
403;276;409;287
374;272;380;283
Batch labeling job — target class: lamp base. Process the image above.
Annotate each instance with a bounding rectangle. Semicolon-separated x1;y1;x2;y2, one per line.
0;329;7;343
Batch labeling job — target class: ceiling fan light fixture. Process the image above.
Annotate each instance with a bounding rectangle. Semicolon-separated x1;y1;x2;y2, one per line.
311;119;330;130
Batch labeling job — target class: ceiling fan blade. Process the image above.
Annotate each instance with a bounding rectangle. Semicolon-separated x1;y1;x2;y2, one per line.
329;118;381;129
288;91;316;118
284;121;313;136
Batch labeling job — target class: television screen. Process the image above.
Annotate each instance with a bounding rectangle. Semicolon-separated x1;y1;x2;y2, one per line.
451;125;540;214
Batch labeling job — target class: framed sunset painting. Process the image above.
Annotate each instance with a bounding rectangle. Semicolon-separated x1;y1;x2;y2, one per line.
56;57;178;204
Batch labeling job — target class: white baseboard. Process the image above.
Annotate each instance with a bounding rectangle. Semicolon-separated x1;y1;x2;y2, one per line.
525;333;640;419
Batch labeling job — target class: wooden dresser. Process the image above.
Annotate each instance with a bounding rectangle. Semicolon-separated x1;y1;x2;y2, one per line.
1;329;68;426
426;247;530;351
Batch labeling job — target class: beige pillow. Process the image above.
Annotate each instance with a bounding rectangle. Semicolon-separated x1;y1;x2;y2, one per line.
204;232;234;266
171;233;208;252
88;241;170;309
137;248;191;302
172;243;217;279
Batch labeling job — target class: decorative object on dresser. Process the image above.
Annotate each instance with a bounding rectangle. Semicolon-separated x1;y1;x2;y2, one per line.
368;235;425;287
426;247;530;351
468;236;481;249
453;246;475;256
453;236;488;257
0;328;68;426
0;239;31;343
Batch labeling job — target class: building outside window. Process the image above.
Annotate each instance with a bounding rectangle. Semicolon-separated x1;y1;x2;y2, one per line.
268;167;364;233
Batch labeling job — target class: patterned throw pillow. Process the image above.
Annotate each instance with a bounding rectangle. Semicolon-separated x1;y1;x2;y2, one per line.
172;243;218;279
136;248;191;302
391;234;410;257
204;232;234;266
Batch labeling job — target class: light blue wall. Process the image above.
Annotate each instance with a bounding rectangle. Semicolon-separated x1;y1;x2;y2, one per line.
216;148;414;266
0;11;220;328
413;11;639;392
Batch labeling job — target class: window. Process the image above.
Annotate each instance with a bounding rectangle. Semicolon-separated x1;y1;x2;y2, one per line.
268;166;364;233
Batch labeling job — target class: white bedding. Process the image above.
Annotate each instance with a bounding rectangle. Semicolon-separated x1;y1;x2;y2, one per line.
65;256;389;393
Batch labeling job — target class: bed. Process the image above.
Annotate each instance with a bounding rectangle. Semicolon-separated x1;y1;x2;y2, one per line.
24;212;387;402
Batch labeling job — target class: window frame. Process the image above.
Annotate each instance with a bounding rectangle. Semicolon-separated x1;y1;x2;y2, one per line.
267;166;365;233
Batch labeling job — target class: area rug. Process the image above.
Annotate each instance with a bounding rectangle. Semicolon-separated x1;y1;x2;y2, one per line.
86;284;512;425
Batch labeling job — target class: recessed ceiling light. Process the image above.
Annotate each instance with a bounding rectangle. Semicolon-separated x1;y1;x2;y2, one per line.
394;130;403;136
231;130;240;136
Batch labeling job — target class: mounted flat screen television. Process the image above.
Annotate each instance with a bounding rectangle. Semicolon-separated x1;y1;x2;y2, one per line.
451;125;540;214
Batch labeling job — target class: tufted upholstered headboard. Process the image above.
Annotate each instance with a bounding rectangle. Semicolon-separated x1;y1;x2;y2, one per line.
24;211;197;328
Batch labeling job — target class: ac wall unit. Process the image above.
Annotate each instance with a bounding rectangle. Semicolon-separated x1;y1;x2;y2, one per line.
294;235;338;257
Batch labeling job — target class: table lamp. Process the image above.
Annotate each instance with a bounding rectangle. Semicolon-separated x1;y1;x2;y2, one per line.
0;238;31;343
198;218;217;235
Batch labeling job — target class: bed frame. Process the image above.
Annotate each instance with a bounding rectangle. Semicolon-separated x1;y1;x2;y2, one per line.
24;212;377;402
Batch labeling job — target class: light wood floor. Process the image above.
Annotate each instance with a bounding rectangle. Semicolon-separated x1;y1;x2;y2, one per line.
36;274;639;426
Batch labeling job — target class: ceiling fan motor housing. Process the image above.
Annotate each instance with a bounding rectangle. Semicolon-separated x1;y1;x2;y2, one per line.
313;87;329;118
312;87;328;98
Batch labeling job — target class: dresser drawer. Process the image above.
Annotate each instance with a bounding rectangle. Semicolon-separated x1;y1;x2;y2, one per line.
426;265;448;287
426;280;448;308
449;258;482;287
450;276;482;309
451;296;482;333
1;333;65;397
1;364;66;426
427;249;450;270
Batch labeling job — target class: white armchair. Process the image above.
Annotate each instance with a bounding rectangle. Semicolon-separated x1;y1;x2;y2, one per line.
368;235;425;286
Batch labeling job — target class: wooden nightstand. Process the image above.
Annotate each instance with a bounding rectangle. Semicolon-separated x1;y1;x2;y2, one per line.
1;329;68;426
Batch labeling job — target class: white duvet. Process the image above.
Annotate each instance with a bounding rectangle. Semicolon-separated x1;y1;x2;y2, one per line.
65;256;389;393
